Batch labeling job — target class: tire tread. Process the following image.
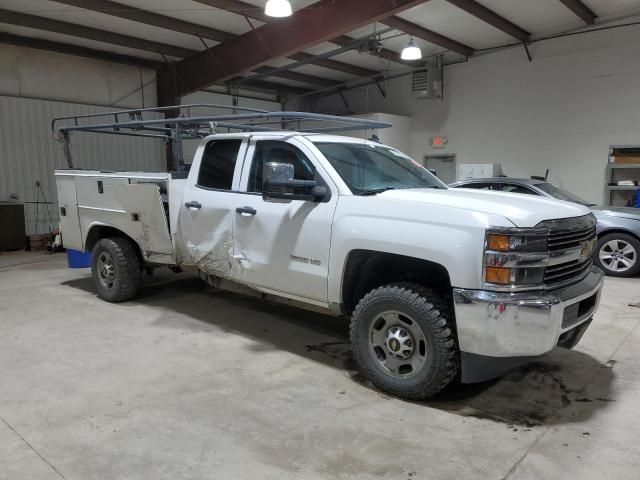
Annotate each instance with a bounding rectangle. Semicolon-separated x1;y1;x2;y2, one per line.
92;237;142;302
350;282;459;399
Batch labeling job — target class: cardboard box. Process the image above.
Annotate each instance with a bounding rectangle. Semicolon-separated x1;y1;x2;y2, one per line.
611;154;640;165
27;234;50;251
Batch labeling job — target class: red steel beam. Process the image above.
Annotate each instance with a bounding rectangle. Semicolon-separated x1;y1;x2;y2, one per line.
557;0;597;25
446;0;529;42
52;0;376;77
177;0;429;95
193;0;409;65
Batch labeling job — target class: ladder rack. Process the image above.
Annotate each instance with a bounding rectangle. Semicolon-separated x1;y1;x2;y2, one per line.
51;104;392;169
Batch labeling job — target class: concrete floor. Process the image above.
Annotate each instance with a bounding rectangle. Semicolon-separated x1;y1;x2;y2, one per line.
0;251;639;480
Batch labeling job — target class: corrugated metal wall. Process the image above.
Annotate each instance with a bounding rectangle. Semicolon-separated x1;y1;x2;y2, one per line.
0;95;165;236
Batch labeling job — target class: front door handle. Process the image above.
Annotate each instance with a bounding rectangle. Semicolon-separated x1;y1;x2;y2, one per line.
236;206;257;216
185;201;202;210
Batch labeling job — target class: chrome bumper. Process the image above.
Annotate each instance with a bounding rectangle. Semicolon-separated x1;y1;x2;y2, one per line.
453;266;604;358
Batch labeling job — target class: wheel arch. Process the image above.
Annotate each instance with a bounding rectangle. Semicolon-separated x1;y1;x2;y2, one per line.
340;249;452;316
597;227;640;241
84;223;143;264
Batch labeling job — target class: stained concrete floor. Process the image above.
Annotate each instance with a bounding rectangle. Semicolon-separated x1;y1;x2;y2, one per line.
0;251;639;480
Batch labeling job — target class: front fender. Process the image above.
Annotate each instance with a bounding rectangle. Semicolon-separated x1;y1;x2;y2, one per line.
328;196;512;304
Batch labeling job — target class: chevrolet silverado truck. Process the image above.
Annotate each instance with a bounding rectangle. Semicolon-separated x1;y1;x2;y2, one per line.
53;106;604;399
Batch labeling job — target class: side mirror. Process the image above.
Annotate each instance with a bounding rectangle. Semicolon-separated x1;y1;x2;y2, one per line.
263;162;325;201
428;168;438;177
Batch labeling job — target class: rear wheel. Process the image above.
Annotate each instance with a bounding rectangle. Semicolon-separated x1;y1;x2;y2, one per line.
91;237;142;302
594;233;640;277
350;283;459;400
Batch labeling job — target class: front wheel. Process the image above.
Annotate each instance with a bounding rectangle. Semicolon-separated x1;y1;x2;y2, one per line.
350;283;459;400
594;233;640;277
91;237;142;302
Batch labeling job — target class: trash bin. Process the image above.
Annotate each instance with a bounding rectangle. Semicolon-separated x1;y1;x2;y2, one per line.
66;249;92;268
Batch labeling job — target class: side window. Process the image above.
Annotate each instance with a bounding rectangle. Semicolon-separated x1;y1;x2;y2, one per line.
461;182;493;190
248;141;316;193
498;184;537;195
196;139;242;190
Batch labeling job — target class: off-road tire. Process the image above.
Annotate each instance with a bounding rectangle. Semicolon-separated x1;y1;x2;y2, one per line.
350;283;459;400
594;232;640;277
91;237;142;302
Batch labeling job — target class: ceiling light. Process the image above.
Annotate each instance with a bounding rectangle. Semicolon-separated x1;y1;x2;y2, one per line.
265;0;292;17
401;37;422;61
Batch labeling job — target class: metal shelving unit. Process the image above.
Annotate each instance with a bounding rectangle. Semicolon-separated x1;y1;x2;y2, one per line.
606;146;640;206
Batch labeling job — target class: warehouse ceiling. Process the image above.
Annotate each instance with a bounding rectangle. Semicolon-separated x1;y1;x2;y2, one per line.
0;0;639;99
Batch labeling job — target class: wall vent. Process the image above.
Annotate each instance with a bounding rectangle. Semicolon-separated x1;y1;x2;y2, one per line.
411;55;443;99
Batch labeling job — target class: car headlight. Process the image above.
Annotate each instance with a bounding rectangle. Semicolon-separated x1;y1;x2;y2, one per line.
484;228;548;291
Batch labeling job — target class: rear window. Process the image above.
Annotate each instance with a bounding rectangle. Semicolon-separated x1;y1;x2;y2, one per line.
197;139;242;190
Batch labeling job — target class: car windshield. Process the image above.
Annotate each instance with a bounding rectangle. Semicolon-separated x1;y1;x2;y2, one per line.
536;182;593;206
313;142;448;195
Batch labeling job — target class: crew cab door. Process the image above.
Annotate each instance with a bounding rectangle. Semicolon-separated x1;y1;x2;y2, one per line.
232;137;338;303
176;136;247;278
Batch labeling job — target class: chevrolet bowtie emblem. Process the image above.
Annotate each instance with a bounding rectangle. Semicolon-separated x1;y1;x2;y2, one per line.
581;238;595;259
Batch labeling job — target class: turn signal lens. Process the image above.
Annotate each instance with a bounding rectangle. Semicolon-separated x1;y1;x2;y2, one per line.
485;267;511;285
487;234;510;252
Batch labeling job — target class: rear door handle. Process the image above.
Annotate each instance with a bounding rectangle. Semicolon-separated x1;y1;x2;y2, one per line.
236;206;257;216
185;201;202;210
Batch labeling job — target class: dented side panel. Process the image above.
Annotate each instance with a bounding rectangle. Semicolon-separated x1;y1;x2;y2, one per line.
174;190;236;278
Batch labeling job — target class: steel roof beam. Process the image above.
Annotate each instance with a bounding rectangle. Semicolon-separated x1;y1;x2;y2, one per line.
253;66;341;87
446;0;529;42
177;0;429;95
0;8;338;88
0;8;195;58
193;0;414;64
52;0;234;42
381;16;473;56
0;32;161;69
557;0;597;25
52;0;377;78
0;33;306;97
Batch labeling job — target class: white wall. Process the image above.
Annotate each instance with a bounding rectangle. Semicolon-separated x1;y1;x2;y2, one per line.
0;44;156;108
313;24;640;204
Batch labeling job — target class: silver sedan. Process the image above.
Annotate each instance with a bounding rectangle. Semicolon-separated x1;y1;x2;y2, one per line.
450;177;640;277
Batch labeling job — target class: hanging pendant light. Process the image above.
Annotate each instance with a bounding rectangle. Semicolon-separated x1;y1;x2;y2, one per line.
401;36;422;61
265;0;292;17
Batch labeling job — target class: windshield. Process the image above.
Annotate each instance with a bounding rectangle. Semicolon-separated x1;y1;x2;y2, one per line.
314;142;448;194
536;183;592;206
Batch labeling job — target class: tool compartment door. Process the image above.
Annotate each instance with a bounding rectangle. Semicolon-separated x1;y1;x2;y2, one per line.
55;175;83;251
108;183;174;259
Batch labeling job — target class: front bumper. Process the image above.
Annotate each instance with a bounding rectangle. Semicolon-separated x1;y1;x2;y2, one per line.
453;266;604;381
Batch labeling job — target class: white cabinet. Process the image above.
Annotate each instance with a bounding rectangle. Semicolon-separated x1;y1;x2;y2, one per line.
457;163;502;180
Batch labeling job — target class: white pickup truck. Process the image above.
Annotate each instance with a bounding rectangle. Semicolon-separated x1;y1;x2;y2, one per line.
54;107;604;399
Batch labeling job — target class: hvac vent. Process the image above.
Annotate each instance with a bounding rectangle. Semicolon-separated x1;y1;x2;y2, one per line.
411;55;443;99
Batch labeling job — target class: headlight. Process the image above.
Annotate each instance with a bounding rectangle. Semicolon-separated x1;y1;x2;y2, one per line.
483;228;548;291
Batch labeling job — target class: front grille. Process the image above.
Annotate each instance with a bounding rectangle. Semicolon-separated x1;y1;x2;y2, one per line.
548;225;596;251
540;215;597;288
544;258;592;286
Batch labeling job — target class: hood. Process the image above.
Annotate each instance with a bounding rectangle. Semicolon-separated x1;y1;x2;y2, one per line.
379;188;592;228
591;205;640;221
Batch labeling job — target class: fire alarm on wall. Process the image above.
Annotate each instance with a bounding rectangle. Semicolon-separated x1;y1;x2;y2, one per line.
431;136;447;148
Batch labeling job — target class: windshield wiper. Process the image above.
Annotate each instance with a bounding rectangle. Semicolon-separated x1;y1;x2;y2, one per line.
357;186;396;196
